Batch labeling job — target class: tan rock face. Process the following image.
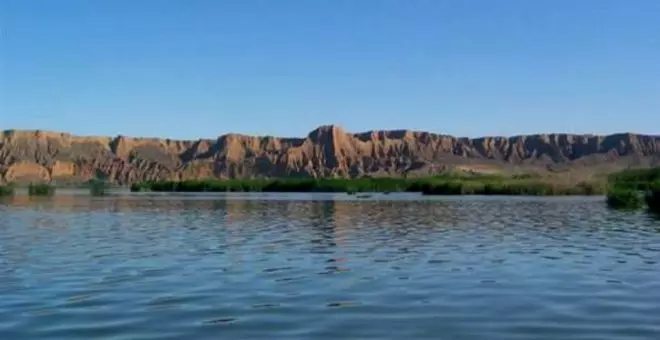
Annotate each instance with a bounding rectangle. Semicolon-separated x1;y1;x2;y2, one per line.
4;161;50;182
1;126;659;184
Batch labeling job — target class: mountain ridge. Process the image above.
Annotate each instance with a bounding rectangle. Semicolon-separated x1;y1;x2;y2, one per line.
1;125;659;184
5;126;654;142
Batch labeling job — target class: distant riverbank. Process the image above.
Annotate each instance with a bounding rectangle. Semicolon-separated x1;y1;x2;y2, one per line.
129;174;605;196
5;169;658;203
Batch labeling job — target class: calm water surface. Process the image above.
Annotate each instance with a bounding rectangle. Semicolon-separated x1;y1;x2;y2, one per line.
1;193;659;340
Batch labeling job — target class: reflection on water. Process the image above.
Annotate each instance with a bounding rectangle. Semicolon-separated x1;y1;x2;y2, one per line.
1;194;659;340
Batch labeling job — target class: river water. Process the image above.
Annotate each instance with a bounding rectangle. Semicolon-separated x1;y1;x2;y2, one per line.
1;193;659;339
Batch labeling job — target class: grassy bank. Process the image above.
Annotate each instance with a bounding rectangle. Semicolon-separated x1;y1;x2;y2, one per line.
129;175;605;196
606;167;660;211
0;184;15;197
607;168;660;191
415;180;602;196
605;189;645;210
28;183;56;196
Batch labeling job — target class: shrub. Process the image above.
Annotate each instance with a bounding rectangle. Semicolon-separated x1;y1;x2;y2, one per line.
89;180;110;196
0;184;15;197
608;167;660;191
28;183;55;196
128;176;604;196
130;182;151;192
606;189;644;210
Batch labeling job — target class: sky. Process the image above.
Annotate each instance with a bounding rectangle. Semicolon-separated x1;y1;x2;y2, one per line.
1;0;659;139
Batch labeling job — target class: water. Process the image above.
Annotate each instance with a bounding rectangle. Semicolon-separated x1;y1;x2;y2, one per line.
1;193;659;340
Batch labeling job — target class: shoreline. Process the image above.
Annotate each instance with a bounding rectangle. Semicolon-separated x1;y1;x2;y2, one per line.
128;177;606;196
2;175;607;197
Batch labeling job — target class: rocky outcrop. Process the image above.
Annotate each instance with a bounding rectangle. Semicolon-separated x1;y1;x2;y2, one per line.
1;126;659;184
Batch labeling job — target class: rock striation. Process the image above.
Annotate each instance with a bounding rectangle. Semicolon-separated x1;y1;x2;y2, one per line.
1;125;659;184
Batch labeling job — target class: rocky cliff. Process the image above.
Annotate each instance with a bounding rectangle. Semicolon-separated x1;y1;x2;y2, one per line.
1;125;659;184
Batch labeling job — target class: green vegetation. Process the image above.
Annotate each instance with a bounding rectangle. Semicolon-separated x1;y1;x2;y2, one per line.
28;183;56;196
131;178;407;193
130;182;151;192
129;175;605;196
88;179;110;196
606;188;645;210
606;167;660;211
607;167;660;191
0;184;15;197
645;188;660;213
415;180;602;196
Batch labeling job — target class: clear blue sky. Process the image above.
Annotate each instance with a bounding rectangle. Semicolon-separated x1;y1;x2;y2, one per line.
1;0;658;139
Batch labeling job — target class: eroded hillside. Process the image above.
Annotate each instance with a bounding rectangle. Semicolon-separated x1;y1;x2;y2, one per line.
1;125;659;184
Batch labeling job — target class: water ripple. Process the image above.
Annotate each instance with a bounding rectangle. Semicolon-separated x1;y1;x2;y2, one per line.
1;194;659;339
